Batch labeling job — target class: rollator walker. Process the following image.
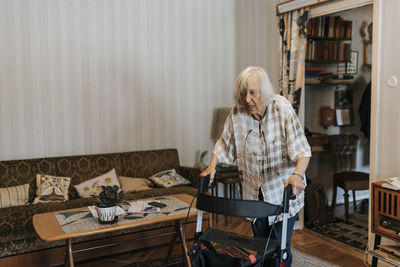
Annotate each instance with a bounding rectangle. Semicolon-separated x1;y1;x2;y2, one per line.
189;175;293;267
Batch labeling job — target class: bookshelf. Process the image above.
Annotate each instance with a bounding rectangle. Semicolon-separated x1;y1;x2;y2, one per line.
305;15;354;83
305;15;354;129
308;15;352;40
306;15;352;64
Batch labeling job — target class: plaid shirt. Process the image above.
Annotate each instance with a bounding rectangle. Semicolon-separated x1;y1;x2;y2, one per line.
213;94;311;224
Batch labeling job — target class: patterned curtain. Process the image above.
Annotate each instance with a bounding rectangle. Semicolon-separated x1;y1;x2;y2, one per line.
279;8;309;114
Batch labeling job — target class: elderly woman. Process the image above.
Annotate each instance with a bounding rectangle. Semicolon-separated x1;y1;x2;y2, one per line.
201;66;311;267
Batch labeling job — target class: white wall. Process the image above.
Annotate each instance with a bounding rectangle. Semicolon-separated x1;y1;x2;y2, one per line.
0;0;281;166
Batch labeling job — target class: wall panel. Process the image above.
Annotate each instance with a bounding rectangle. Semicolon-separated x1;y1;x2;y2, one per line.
0;0;280;166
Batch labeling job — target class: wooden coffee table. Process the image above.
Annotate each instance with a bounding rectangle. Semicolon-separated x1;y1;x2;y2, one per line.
33;193;204;267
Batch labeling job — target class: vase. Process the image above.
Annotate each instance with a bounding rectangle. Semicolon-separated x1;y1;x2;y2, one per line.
96;206;117;222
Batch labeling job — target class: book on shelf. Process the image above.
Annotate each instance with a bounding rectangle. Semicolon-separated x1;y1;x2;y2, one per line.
305;67;327;72
306;40;351;62
344;20;353;39
307;15;352;39
305;67;327;78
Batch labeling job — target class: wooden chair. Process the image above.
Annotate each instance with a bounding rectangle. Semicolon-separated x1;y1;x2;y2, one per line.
215;166;241;199
212;165;241;225
328;134;369;222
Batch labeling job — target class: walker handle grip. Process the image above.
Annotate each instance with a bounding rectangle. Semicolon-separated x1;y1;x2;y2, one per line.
283;184;293;213
199;175;216;194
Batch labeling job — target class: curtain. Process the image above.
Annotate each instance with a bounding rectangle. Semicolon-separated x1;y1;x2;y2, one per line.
279;8;309;115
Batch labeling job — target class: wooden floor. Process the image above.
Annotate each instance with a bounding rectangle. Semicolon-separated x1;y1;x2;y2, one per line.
292;201;367;267
73;202;367;267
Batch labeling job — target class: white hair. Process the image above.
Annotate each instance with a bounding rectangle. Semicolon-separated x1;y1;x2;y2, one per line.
233;67;274;106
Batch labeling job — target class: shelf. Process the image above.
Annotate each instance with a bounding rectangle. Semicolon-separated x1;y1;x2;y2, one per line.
308;36;351;41
306;60;350;64
367;249;400;266
305;79;354;85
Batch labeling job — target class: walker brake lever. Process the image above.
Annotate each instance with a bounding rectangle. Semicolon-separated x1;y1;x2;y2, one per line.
199;175;216;194
208;178;216;189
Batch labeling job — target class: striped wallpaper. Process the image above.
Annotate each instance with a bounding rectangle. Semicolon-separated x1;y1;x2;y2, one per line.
0;0;280;166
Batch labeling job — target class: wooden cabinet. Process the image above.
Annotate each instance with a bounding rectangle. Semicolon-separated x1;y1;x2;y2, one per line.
370;182;400;266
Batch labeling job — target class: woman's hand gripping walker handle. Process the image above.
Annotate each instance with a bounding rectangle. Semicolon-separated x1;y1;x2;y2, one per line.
196;176;216;234
280;184;294;266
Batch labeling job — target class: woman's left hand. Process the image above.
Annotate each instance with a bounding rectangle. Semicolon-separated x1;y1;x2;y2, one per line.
284;174;305;195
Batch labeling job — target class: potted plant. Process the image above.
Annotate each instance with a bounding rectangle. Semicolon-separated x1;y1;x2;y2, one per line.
96;185;124;223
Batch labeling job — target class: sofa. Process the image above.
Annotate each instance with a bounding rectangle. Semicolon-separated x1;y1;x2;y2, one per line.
0;148;203;265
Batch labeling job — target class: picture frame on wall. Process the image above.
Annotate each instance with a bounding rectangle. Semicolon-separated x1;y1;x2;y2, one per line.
334;90;354;126
346;51;358;74
337;50;358;75
335;109;354;126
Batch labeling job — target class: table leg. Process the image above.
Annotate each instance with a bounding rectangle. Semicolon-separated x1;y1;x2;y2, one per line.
372;234;382;267
177;220;192;267
344;190;350;222
65;239;74;267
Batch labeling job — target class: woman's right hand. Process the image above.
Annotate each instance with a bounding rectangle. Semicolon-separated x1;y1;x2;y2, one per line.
200;166;216;182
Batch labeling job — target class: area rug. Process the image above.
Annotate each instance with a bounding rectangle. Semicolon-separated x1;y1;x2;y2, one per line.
306;212;368;251
124;246;337;267
292;248;338;267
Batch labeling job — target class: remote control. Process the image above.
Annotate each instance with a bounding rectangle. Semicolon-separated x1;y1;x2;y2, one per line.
148;201;167;208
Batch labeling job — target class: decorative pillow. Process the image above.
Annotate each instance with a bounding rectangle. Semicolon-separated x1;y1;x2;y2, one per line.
74;168;120;198
119;176;153;193
119;177;153;193
33;175;71;204
0;184;30;208
149;169;191;188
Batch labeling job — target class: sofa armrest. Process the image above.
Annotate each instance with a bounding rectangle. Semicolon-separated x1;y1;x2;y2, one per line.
179;166;203;189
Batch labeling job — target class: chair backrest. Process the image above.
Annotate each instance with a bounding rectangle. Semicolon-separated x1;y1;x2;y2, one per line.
328;134;358;173
196;176;289;219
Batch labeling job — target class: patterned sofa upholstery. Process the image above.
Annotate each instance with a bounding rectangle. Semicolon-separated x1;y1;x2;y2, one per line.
0;149;202;258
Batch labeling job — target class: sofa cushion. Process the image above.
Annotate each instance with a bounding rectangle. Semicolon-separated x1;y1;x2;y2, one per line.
55;153;123;199
74;169;120;198
0;183;29;208
33;174;71;204
149;169;191;188
0;158;58;203
119;177;152;193
120;149;181;177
